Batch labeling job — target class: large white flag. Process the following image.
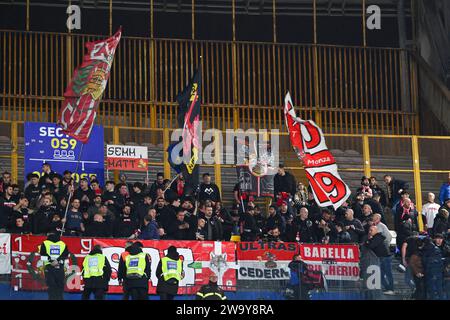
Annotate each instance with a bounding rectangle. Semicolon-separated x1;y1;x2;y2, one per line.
284;92;351;209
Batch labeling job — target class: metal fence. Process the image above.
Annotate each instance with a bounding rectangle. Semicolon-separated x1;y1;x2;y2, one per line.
0;120;448;208
0;29;419;135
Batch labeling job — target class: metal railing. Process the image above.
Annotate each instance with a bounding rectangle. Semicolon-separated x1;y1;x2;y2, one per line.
0;120;449;209
0;30;419;135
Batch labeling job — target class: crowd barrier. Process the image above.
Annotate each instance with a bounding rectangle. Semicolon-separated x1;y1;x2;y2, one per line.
0;233;399;300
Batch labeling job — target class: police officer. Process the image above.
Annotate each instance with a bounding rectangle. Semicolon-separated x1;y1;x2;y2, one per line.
118;241;151;300
81;245;112;300
156;246;184;300
39;233;69;300
120;241;134;300
196;273;227;300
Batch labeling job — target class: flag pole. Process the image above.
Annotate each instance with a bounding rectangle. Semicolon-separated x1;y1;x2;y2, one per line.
61;142;85;236
163;173;179;193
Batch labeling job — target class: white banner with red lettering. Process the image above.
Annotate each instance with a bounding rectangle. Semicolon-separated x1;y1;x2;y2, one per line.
299;244;360;281
0;234;11;274
284;92;351;209
106;145;148;172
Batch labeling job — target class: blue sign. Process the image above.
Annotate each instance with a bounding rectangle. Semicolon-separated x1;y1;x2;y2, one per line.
24;122;104;185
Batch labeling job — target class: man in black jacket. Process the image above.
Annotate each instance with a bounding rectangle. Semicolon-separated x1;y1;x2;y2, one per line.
370;177;387;207
433;208;449;236
81;245;112;300
199;173;221;206
364;225;390;258
118;242;151;300
84;213;112;237
149;173;165;201
333;222;352;244
33;196;57;234
313;209;336;243
113;205;138;238
240;206;260;241
215;202;234;241
25;173;41;209
200;206;223;241
166;208;192;240
196;273;227;300
102;181;119;216
294;207;316;243
384;175;408;210
38;163;56;189
264;205;285;235
157;197;180;232
274;164;297;199
73;178;95;213
343;209;366;243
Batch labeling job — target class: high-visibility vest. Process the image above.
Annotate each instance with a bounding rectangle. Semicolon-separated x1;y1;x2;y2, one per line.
161;257;182;281
82;254;106;279
43;240;66;266
196;291;227;300
125;252;146;278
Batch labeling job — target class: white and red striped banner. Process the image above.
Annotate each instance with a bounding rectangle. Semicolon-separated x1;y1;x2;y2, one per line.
284;92;351;209
58;28;122;143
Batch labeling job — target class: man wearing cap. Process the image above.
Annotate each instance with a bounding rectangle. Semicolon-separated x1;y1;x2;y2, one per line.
156;246;184;300
118;241;151;300
196;273;227;300
82;244;112;300
39;233;70;300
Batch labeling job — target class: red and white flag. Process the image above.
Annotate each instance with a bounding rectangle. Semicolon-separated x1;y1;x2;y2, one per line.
284;92;351;209
58;28;122;143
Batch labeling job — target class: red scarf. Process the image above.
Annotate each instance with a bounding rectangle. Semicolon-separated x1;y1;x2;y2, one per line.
177;179;184;196
401;207;411;220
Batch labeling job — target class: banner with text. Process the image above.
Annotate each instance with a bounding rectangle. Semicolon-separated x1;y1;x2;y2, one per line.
299;244;360;281
236;242;299;280
24;122;104;185
106;145;148;172
94;239;237;294
10;235;236;294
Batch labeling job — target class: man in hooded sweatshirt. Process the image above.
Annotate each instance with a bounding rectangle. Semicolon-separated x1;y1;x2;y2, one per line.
39;233;70;300
81;244;112;300
117;241;151;300
156;245;184;300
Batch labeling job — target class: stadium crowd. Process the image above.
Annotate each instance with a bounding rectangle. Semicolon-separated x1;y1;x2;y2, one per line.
0;163;449;298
